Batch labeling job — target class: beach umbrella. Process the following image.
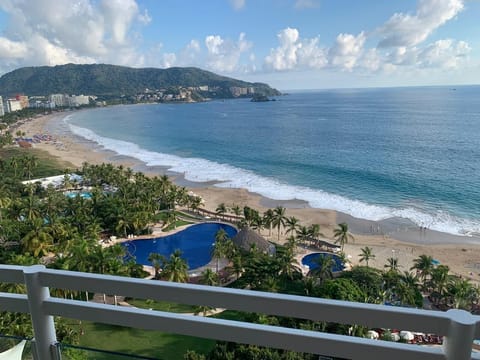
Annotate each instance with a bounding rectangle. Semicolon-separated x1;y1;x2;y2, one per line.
400;331;414;341
391;332;401;342
366;330;379;339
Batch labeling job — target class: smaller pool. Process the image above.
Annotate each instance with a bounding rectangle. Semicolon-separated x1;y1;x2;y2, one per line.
432;259;440;266
302;252;345;273
65;191;92;199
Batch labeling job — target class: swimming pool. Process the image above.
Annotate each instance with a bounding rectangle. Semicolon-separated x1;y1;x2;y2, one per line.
64;191;92;199
301;252;345;273
122;223;237;270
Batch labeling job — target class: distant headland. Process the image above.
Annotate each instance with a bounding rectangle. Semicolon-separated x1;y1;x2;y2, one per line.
0;64;281;104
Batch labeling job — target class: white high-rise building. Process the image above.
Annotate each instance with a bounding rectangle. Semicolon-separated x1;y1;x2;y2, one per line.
0;96;4;116
6;98;22;112
71;95;90;106
49;94;66;107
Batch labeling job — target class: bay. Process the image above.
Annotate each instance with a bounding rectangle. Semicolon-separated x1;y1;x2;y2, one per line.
65;86;480;236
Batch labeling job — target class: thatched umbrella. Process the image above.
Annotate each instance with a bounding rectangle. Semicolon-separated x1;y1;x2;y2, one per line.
232;228;275;255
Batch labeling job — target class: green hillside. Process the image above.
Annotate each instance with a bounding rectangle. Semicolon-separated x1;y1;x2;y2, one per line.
0;63;280;98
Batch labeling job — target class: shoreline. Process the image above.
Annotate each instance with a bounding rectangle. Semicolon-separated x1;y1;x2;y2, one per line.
15;111;480;283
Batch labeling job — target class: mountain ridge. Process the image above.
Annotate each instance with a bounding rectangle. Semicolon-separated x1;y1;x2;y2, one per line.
0;63;280;99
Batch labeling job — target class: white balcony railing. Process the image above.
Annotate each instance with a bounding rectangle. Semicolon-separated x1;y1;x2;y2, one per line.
1;264;480;360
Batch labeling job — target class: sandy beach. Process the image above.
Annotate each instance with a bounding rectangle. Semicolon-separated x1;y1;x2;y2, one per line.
16;112;480;283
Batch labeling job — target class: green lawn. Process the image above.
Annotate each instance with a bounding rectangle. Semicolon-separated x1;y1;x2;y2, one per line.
77;321;215;360
0;147;74;179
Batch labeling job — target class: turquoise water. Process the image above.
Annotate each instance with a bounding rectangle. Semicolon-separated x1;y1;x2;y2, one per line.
64;191;92;199
63;86;480;236
301;252;345;272
122;223;237;269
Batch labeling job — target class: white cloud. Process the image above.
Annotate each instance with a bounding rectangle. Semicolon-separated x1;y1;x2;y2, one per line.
0;37;28;58
28;34;96;66
204;32;253;73
230;0;246;11
328;32;366;70
264;28;304;71
162;53;177;68
418;39;471;68
0;0;148;72
264;27;367;71
101;0;140;46
378;0;464;48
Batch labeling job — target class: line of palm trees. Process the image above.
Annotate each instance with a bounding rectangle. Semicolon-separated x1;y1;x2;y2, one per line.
215;203;354;251
356;248;479;311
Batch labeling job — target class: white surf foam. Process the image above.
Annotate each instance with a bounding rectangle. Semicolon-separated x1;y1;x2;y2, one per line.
67;121;480;237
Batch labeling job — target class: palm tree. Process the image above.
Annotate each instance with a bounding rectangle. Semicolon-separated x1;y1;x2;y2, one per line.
334;222;354;251
148;252;166;279
189;196;203;214
199;268;219;286
310;255;335;283
429;265;451;305
231;204;242;217
263;209;275;237
9;156;19;177
448;277;478;310
358;246;375;267
272;206;287;241
162;250;189;283
384;257;400;273
228;254;243;280
212;228;230;274
21;217;54;257
163;210;178;230
296;225;310;247
21;155;38;180
410;254;434;288
285;216;300;236
215;203;227;219
276;246;300;281
308;224;324;247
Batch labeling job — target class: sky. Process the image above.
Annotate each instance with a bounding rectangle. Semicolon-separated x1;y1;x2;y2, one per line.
0;0;479;90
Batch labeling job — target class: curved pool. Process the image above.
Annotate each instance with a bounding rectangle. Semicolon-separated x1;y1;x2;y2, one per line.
122;223;237;269
301;252;345;273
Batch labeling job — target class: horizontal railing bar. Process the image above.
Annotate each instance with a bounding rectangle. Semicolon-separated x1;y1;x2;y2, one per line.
44;298;445;360
0;293;30;312
38;268;457;334
0;265;26;284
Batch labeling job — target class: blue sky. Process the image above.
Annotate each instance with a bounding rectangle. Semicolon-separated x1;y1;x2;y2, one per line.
0;0;479;90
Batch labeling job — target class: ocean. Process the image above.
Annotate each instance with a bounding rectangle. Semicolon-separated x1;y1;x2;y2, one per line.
61;86;480;237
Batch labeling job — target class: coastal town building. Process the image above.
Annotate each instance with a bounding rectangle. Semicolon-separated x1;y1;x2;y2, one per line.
17;94;29;109
6;98;22;112
49;94;67;107
69;94;91;106
0;96;4;116
229;86;255;97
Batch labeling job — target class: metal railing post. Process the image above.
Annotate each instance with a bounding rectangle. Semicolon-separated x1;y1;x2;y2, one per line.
443;309;476;360
23;265;58;360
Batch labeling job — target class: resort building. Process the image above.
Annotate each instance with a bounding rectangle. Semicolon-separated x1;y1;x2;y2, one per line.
16;95;29;109
68;94;91;107
49;94;67;107
6;98;22;112
0;96;4;116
